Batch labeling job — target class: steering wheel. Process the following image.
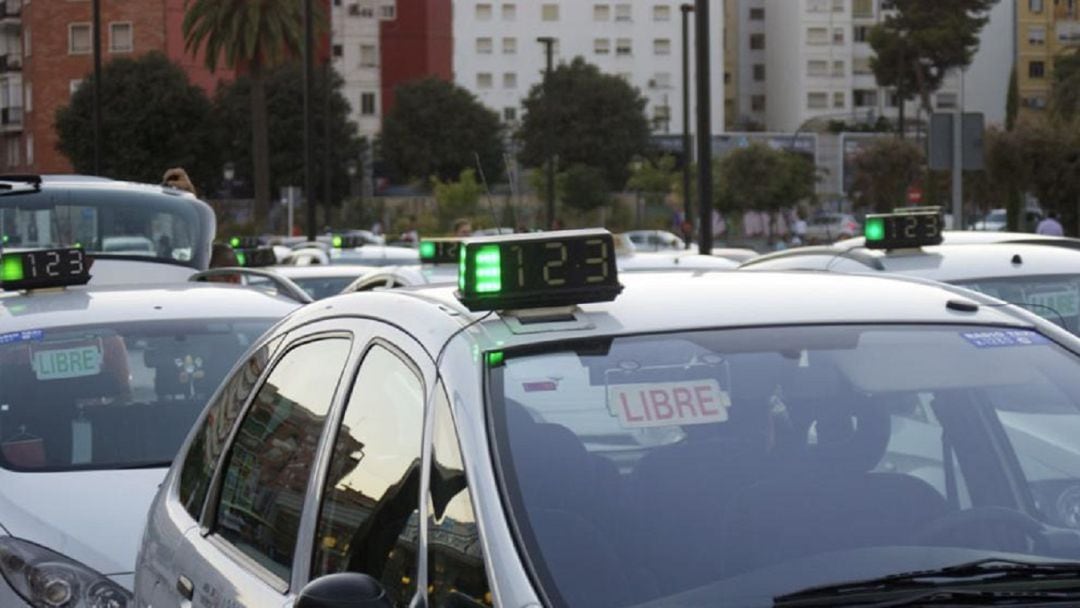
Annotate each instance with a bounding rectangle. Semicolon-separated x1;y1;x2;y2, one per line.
914;506;1050;554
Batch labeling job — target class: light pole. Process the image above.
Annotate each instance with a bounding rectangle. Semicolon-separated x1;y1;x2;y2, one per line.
91;0;102;175
538;37;557;230
680;4;694;249
694;0;713;254
303;0;316;240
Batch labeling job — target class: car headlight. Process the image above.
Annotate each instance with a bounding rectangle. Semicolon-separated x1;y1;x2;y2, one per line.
0;536;132;608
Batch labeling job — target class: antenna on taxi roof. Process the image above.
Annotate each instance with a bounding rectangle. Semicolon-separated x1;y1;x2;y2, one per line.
474;151;503;233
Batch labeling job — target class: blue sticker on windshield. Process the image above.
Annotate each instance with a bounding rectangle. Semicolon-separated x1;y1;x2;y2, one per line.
960;330;1050;348
0;329;44;345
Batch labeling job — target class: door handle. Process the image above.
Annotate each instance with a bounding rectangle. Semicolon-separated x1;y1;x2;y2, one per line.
177;574;194;601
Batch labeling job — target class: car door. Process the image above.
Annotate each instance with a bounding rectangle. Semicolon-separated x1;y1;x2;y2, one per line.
171;322;363;608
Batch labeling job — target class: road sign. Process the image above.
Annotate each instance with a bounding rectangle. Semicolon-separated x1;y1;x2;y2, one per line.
928;112;985;171
906;185;923;204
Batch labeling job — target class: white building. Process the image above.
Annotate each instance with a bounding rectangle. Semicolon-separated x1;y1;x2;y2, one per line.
330;0;398;141
452;0;724;136
763;0;1009;133
733;0;767;129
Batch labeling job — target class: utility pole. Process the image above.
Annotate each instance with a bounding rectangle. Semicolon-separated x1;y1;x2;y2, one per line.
538;37;556;230
322;60;333;231
681;4;694;249
951;69;965;230
92;0;102;175
695;0;713;254
303;0;316;240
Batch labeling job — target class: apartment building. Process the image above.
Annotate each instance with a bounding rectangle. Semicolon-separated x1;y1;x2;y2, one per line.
452;0;724;135
330;0;397;141
730;0;767;130
1017;0;1079;117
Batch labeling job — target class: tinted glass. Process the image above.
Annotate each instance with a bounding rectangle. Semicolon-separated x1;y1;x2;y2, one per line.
953;274;1080;335
489;325;1080;607
0;319;272;472
291;276;356;300
312;344;423;606
427;389;491;607
216;338;350;581
178;336;281;520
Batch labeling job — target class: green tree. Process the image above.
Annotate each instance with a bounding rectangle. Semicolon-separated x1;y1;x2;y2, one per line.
626;155;677;205
214;62;364;210
380;78;504;184
984;126;1028;230
432;168;483;231
55;52;221;190
1052;48;1080;123
1006;67;1019;131
869;0;997;135
182;0;311;227
519;57;650;190
716;144;816;213
849;138;925;213
558;164;611;214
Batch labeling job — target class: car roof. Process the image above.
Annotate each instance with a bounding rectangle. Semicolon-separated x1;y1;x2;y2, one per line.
282;270;1035;357
619;251;739;270
742;242;1080;282
0;282;299;332
272;264;380;279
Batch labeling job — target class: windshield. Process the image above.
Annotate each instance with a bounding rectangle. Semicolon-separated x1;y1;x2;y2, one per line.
0;318;272;472
0;187;214;269
488;325;1080;607
290;275;355;299
954;274;1080;334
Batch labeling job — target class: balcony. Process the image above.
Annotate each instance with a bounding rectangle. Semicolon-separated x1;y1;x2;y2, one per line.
1;105;23;132
0;0;20;27
0;53;21;71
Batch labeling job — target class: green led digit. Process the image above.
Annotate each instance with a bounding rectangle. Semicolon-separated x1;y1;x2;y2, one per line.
459;245;467;291
2;254;24;282
235;251;247;267
865;217;885;242
474;245;502;293
420;241;435;260
229;237;240;248
332;235;343;248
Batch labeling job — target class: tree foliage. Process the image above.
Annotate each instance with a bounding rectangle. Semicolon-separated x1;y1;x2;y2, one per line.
55;52;222;190
869;0;998;133
626;155;677;205
715;144;817;212
432;168;483;230
519;57;651;190
558;164;611;213
1052;48;1080;123
214;62;364;209
380;78;504;184
849;138;925;213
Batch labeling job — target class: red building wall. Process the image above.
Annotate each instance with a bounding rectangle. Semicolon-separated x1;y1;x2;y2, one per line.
380;0;452;115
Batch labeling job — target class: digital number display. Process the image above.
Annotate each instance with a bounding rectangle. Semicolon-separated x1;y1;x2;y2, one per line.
229;236;260;249
419;239;462;265
457;229;622;311
332;235;365;249
234;248;277;268
1;248;91;291
864;212;943;250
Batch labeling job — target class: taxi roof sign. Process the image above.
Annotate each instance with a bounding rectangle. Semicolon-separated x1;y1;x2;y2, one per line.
419;238;462;265
456;229;622;311
1;247;92;291
864;209;944;250
229;236;260;249
234;247;277;268
332;234;366;249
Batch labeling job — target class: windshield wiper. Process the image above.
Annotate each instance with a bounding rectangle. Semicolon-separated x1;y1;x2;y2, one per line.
773;558;1080;607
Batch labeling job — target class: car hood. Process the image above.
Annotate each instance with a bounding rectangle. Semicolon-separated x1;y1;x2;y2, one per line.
0;467;166;584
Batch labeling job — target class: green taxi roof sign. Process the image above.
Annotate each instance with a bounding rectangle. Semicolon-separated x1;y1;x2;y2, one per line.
1;247;92;291
864;210;944;250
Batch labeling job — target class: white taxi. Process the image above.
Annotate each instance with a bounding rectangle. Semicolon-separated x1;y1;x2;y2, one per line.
0;246;298;607
138;229;1080;607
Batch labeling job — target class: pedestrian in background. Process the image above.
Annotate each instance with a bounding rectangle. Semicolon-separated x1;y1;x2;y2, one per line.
162;167;197;196
1037;211;1064;236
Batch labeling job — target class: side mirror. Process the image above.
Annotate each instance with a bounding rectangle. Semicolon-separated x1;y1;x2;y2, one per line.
295;573;392;608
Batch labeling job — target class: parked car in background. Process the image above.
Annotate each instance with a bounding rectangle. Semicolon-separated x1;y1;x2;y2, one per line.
971;208;1044;232
804;212;860;244
623;230;686;251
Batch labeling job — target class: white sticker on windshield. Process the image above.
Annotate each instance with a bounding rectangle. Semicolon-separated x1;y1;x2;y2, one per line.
32;346;102;381
610;380;730;428
1027;287;1080;319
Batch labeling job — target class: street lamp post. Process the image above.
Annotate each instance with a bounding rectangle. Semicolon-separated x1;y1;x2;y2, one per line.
92;0;102;175
303;0;316;240
694;0;713;254
538;37;557;230
680;4;694;250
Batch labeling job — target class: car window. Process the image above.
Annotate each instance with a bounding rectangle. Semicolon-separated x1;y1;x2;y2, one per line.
0;319;273;472
214;338;351;582
427;387;492;607
178;336;282;520
311;343;424;606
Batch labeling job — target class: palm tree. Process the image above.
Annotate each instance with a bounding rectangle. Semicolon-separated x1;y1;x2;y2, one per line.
182;0;305;227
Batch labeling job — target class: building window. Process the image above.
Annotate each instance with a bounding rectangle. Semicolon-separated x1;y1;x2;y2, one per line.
936;92;958;109
807;59;828;76
476;37;493;54
654;38;671;55
652;72;671;88
1029;26;1046;45
854;25;869;42
853;89;878;106
332;43;343;58
109;22;132;53
832;0;844;11
751;94;766;112
749;33;765;49
594;38;611;54
594;4;610;20
476;3;492;20
833;91;845;108
807;0;829;12
477;72;493;88
503;107;517;122
360;44;377;66
541;3;559;21
69;79;83;96
1029;0;1043;13
1029;60;1046;78
502;37;517;54
503;72;517;88
853;57;872;74
852;0;873;18
69;23;91;55
378;4;395;19
750;7;765;19
361;92;376;115
616;38;632;55
6;137;19;168
502;3;516;20
654;5;671;21
614;3;631;21
808;92;828;109
753;63;765;81
807;27;828;45
833;60;845;76
833;27;845;45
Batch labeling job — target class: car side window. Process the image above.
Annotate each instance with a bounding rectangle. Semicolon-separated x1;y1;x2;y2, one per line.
178;336;281;520
427;388;492;607
311;343;424;606
214;338;351;582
